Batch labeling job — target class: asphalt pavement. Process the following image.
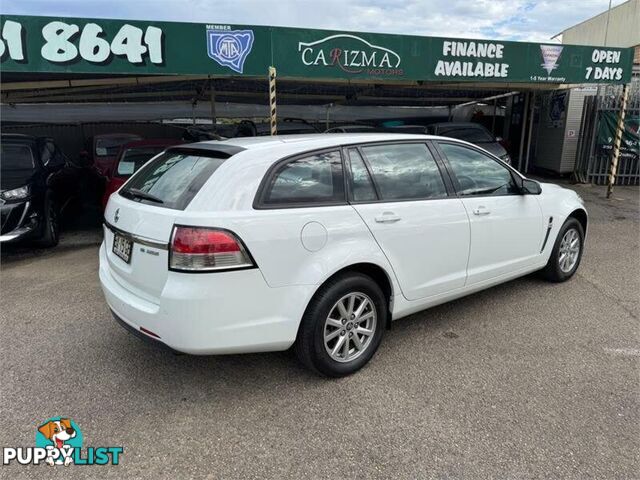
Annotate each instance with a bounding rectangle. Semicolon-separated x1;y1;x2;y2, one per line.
0;182;638;479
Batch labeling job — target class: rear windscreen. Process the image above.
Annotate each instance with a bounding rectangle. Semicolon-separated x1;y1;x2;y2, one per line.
116;147;166;177
119;149;230;210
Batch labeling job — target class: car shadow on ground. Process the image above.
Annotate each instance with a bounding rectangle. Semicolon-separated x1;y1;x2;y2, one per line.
104;271;549;395
1;207;103;264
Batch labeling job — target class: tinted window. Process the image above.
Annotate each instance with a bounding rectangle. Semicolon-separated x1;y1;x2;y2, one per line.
0;144;34;170
116;147;166;177
264;151;344;205
121;150;228;210
438;126;494;143
439;143;518;196
347;149;377;202
360;143;447;200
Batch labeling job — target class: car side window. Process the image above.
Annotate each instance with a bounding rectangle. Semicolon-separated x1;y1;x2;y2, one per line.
360;143;447;201
263;150;345;206
439;143;519;196
347;149;377;202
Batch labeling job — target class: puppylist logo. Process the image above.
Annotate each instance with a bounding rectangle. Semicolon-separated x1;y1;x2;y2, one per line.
2;417;123;467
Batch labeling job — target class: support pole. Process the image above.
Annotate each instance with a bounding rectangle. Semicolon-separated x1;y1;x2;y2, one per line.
268;66;277;136
524;91;536;174
209;79;216;127
325;103;333;131
491;97;497;135
517;92;530;172
606;83;630;198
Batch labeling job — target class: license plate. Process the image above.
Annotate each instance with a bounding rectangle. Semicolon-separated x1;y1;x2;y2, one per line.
112;232;133;264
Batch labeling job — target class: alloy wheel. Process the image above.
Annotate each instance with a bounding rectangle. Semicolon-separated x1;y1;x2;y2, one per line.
324;292;377;363
558;228;580;273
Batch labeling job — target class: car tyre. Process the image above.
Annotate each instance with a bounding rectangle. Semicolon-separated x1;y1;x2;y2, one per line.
36;191;60;248
542;217;584;282
295;272;386;377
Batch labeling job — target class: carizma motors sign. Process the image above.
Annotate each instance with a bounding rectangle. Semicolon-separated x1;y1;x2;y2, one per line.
298;34;403;77
0;15;634;83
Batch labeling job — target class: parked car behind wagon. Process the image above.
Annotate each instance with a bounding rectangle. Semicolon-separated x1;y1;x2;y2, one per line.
1;134;74;246
426;122;511;164
101;139;182;210
87;133;142;178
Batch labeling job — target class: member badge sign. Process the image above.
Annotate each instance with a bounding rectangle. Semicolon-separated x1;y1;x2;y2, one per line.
206;27;254;74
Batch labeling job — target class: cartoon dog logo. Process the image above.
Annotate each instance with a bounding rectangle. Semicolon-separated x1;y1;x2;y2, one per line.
38;419;77;466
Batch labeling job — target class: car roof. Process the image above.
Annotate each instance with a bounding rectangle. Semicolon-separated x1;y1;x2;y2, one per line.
195;133;437;151
120;139;181;149
329;125;375;130
1;133;37;141
174;133;483;175
93;133;143;139
431;122;487;128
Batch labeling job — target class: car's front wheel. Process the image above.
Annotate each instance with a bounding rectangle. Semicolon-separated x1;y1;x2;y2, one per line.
542;217;584;282
36;192;59;248
295;273;386;377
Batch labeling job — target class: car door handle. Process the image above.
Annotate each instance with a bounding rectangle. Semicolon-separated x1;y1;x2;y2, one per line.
375;212;401;223
472;206;491;216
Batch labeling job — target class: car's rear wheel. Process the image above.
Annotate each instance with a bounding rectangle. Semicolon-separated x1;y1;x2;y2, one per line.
36;192;59;248
542;217;584;282
295;273;386;377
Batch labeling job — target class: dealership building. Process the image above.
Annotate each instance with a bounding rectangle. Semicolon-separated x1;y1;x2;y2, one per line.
553;0;640;185
1;12;637;183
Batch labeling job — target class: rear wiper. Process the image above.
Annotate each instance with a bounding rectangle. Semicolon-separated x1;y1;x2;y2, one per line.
124;188;164;204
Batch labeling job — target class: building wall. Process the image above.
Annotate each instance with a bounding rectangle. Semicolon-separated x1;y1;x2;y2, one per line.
533;88;596;174
561;0;639;49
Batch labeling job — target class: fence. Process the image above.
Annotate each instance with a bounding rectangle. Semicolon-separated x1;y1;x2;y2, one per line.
574;82;640;185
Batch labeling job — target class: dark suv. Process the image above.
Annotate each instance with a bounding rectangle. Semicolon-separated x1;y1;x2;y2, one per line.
1;134;72;246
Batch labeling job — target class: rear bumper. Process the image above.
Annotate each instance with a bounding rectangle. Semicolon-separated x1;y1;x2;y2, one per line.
111;309;181;353
99;242;315;354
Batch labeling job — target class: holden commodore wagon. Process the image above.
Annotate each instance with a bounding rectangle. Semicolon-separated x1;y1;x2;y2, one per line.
100;134;587;377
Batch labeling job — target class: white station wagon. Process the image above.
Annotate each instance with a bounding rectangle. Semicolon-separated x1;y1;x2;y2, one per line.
100;134;587;377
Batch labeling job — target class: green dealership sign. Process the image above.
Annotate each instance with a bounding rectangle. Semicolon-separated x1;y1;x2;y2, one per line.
0;14;634;84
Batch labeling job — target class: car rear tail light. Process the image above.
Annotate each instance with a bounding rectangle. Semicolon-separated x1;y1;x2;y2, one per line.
169;226;255;272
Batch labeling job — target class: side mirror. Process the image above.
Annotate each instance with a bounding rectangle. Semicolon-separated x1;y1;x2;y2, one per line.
521;178;542;195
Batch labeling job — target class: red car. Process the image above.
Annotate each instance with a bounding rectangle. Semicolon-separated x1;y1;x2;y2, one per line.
89;133;143;178
101;139;181;210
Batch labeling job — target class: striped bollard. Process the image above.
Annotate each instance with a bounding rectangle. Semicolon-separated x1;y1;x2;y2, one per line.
268;66;277;136
606;83;630;198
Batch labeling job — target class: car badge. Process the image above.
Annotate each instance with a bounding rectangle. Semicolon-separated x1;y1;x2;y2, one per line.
114;208;120;223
